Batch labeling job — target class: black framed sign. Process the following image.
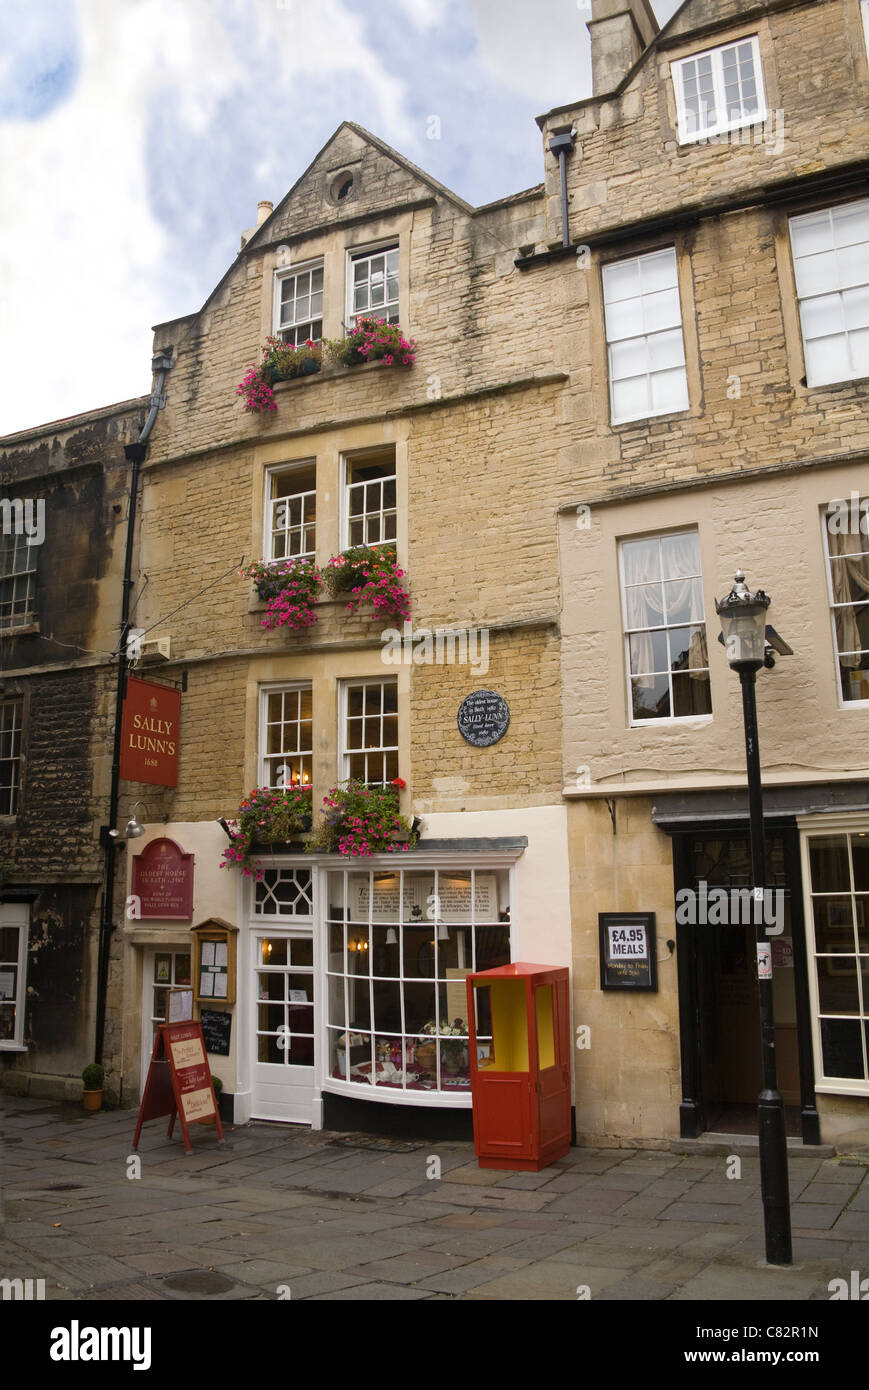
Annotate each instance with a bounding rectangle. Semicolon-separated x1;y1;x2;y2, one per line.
200;1008;232;1056
598;912;657;991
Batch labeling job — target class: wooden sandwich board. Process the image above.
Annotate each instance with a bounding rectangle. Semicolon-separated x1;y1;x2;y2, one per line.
132;1020;223;1155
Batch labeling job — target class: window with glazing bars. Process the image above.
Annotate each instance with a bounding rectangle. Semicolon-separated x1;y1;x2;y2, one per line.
0;529;36;629
261;686;313;790
0;700;23;816
267;465;316;561
672;36;765;141
349;246;399;324
344;452;396;549
276;265;323;345
602;247;689;425
342;679;398;786
619;530;711;723
790;200;869;388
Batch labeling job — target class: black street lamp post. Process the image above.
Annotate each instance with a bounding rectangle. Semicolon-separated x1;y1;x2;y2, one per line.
715;570;793;1267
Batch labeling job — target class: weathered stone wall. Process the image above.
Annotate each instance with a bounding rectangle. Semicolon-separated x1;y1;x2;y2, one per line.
0;401;147;1097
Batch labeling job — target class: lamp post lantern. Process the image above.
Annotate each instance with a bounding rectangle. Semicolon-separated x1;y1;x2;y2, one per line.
715;570;793;1266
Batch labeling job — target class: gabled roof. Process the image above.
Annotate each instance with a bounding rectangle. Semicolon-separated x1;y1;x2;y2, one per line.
166;120;476;333
241;119;474;257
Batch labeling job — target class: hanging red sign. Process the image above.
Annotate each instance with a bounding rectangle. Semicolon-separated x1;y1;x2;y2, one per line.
120;676;181;787
131;837;194;920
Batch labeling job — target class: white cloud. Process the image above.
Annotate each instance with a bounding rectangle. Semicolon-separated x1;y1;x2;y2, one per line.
0;0;410;435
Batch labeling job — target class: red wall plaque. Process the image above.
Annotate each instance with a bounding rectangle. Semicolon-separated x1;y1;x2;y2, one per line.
131;837;194;920
120;676;181;787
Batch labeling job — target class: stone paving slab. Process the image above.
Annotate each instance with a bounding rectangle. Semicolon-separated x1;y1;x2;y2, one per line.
2;1098;868;1302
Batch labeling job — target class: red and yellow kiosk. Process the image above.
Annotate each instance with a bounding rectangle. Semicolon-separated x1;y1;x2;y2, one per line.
466;962;571;1171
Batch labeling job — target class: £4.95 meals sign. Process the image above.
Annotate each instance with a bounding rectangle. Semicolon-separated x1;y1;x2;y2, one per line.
120;677;181;787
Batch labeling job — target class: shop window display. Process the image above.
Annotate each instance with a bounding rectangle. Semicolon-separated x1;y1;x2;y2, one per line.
326;868;511;1096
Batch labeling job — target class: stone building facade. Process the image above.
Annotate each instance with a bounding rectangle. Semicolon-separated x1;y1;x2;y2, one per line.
0;399;148;1098
544;0;869;1148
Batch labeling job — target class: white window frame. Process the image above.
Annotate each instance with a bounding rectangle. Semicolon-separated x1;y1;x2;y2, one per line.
345;241;400;327
259;683;313;791
0;529;37;630
0;697;23;817
263;461;317;563
140;946;192;1088
322;862;515;1107
340;450;397;551
0;902;29;1050
789;199;869;388
339;677;399;787
821;498;869;707
602;247;690;426
799;814;869;1097
273;258;324;345
671;34;766;144
618;527;712;727
862;0;869;59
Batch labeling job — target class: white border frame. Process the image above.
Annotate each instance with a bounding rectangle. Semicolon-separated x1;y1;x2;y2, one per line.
337;675;400;786
338;445;398;554
344;238;400;329
258;681;314;790
617;526;713;729
262;459;317;563
820;501;869;710
0;901;29;1050
273;257;324;341
797;810;869;1097
318;858;518;1110
671;34;767;145
602;246;690;427
789;198;869;390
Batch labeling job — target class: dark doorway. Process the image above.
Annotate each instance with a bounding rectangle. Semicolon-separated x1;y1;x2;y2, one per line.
673;824;819;1143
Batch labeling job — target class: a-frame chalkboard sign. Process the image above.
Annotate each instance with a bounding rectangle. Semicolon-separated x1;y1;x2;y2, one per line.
132;1020;224;1155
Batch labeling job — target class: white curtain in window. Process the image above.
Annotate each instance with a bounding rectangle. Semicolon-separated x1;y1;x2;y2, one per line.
623;534;708;687
828;528;869;666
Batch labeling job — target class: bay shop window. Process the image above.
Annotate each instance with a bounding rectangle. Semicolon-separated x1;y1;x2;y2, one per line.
326;866;512;1099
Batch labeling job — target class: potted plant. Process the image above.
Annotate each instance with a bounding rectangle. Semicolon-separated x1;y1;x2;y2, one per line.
239;558;322;630
324;317;416;368
81;1062;105;1112
220;784;314;879
236;337;323;411
202;1074;223;1125
308;778;415;856
323;546;410;623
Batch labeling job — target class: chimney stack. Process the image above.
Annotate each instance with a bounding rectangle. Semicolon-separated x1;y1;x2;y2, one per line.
240;201;275;252
589;0;659;95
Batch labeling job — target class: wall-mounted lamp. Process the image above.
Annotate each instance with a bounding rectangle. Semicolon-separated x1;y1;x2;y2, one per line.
123;805;147;839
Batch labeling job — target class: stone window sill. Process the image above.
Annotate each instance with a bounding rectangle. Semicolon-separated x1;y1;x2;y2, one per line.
272;358;405;393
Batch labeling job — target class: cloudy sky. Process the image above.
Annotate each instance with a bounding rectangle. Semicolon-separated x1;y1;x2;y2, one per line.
0;0;682;436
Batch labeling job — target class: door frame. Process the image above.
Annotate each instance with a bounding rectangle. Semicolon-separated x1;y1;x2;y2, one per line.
238;860;323;1129
671;820;820;1144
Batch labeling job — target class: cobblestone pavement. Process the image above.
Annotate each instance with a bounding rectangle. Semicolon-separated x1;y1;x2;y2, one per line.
1;1096;868;1302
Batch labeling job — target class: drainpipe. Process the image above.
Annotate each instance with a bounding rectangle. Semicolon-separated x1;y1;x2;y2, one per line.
95;351;173;1066
548;130;576;248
